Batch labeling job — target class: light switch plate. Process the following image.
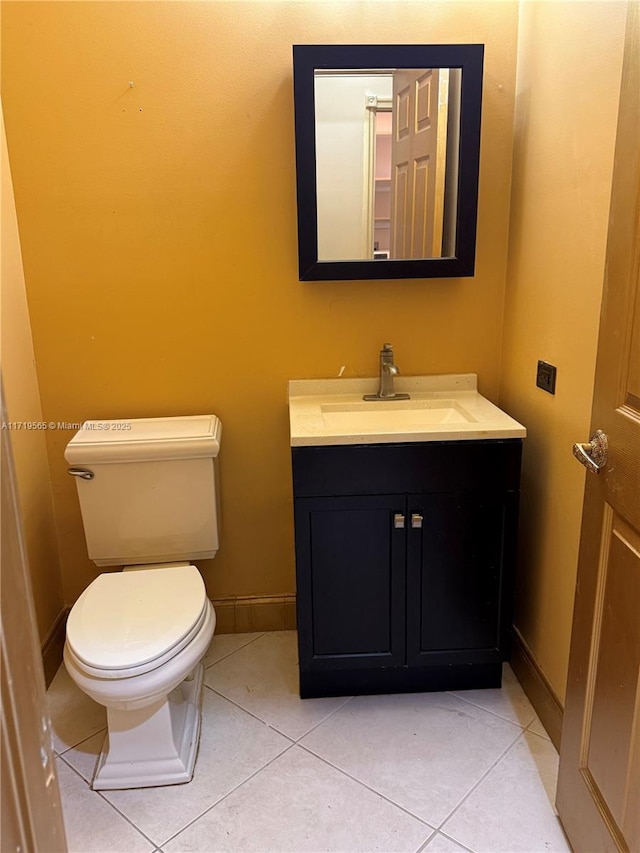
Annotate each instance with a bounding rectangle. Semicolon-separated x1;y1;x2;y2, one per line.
536;360;557;394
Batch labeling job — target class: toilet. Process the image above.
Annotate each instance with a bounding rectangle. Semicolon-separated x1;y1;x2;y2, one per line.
63;415;221;791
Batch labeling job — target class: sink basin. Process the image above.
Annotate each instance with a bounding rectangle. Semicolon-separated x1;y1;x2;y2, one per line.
320;399;476;430
288;374;527;446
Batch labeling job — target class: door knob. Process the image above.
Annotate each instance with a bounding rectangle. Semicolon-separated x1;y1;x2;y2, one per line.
572;429;608;474
393;513;405;529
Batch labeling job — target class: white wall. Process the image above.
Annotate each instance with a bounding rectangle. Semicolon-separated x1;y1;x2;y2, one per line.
314;74;392;260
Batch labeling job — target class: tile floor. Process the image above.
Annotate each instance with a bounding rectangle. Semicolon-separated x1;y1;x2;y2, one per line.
48;631;572;853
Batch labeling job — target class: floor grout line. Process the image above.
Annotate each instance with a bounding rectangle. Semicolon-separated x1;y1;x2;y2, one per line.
296;741;437;833
54;724;107;758
291;693;355;742
524;719;553;743
203;681;355;745
157;740;299;849
202;631;266;669
415;827;478;853
56;754;159;850
434;728;525;835
414;828;439;853
445;689;536;731
56;733;103;785
202;683;297;742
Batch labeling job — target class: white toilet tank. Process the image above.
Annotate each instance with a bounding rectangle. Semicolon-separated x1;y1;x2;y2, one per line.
65;415;222;567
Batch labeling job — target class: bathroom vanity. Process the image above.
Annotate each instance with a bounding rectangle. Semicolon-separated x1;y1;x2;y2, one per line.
289;375;526;698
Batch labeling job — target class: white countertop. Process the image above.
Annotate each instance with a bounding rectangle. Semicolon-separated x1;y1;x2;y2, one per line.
288;374;526;447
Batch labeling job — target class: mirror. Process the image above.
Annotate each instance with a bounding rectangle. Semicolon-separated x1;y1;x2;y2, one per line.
293;44;484;281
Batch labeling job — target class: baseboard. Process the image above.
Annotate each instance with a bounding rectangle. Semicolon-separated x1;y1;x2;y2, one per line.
211;593;296;634
510;626;564;750
41;608;68;688
41;595;295;681
41;600;564;746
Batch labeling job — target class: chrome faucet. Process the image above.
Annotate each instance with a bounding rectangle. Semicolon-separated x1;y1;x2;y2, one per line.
363;344;411;401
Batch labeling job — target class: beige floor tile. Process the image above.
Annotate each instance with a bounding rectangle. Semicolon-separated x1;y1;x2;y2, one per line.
201;630;264;668
300;691;522;826
441;731;571;852
449;664;536;728
50;633;568;853
56;759;154;853
164;746;433;853
99;688;291;847
47;664;107;754
60;692;290;844
204;631;351;740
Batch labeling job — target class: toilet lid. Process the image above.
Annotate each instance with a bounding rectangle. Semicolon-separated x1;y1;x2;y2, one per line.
66;565;207;671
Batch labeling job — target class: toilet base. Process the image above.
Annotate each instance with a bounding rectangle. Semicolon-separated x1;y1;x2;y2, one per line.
92;663;205;790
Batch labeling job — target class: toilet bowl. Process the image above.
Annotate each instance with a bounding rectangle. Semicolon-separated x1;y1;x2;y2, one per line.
63;415;222;790
64;564;216;790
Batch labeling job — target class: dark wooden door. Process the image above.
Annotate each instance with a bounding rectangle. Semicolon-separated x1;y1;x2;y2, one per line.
294;495;406;671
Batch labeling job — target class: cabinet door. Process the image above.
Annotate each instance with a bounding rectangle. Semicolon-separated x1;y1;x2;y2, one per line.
294;495;406;670
406;492;518;667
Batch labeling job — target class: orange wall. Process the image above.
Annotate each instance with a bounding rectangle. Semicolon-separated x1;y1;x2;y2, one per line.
2;1;519;606
1;111;65;644
500;0;627;702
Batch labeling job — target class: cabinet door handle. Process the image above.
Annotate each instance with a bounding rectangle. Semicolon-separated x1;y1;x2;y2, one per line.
411;513;423;529
393;513;405;529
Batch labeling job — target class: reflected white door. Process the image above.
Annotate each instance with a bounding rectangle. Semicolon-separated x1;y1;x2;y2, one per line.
390;68;445;259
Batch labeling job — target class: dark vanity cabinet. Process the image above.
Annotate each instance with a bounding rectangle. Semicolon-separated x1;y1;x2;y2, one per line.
292;440;522;698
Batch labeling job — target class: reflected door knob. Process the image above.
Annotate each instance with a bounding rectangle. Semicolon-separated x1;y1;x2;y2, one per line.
572;429;608;474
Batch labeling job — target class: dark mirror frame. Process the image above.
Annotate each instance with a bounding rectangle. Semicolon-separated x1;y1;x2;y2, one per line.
293;44;484;281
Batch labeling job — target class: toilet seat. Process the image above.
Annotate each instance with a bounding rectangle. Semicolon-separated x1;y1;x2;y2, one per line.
66;564;209;679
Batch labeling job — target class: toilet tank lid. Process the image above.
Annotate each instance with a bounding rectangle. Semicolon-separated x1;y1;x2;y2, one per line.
64;415;221;464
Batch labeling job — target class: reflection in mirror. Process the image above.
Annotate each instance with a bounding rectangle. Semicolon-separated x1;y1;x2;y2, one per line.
315;68;462;262
293;45;484;281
